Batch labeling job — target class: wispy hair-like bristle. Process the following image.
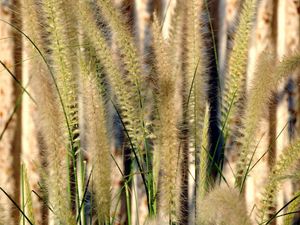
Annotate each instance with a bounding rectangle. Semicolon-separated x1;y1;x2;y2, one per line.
78;48;111;223
152;10;182;223
222;0;257;136
235;53;300;190
75;0;146;153
258;130;300;222
197;186;251;225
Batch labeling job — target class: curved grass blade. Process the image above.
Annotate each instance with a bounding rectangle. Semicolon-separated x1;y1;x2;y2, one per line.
0;91;22;141
31;190;54;213
76;169;92;223
203;146;229;187
0;18;74;148
0;187;34;225
249;121;288;174
262;194;300;225
110;99;147;192
0;60;36;104
271;210;300;220
239;132;265;193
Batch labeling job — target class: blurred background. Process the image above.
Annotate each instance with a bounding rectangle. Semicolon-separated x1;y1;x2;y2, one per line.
0;0;300;224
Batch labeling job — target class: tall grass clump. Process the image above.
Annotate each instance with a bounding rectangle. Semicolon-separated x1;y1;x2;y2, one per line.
1;0;300;224
152;9;183;222
235;53;300;190
222;0;257;137
21;1;75;224
78;47;112;224
197;186;252;225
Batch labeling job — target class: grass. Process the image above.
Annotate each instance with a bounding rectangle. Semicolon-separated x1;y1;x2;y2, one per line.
0;0;300;224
